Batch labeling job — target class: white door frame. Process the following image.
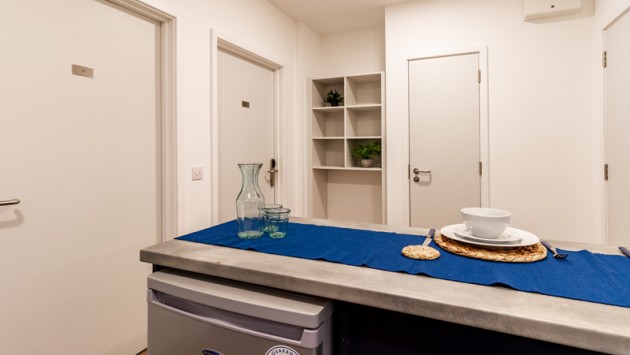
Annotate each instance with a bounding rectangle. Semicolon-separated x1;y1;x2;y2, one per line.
602;1;630;244
107;0;178;240
210;30;285;225
402;46;489;226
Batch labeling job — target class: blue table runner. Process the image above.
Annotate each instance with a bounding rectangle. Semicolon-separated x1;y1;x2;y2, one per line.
177;220;630;308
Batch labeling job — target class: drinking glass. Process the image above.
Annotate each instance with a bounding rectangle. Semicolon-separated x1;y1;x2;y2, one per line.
261;204;283;233
265;208;291;239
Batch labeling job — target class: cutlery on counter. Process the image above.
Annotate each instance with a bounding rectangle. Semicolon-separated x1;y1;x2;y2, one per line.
619;246;630;258
541;240;568;259
423;228;436;247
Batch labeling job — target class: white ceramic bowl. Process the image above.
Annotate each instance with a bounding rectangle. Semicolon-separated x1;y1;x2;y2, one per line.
460;207;511;239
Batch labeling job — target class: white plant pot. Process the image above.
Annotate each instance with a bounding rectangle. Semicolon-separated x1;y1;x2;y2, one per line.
360;159;373;168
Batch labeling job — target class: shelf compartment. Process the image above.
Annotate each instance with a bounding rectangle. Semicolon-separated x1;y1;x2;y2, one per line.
312;138;345;168
312;109;344;138
325;170;383;224
312;77;344;108
347;106;381;137
347;138;382;168
345;73;382;106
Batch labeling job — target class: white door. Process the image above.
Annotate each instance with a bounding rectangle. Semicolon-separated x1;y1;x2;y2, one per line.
409;54;481;228
217;50;276;223
605;10;630;246
0;1;160;353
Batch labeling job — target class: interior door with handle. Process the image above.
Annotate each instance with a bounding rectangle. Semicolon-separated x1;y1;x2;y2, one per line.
0;1;161;352
217;49;276;224
409;53;481;228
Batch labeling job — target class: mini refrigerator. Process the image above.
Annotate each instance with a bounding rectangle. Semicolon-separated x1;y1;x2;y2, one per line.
147;269;332;355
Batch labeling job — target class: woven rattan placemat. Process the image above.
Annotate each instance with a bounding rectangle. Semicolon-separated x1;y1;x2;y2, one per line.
434;234;547;263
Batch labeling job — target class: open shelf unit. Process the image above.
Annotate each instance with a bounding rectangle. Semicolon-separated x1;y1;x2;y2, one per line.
308;72;385;224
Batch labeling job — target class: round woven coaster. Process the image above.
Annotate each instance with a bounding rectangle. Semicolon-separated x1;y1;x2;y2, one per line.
434;234;547;263
402;245;440;260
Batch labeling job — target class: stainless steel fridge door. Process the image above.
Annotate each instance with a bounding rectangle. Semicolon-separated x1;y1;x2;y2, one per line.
147;270;332;355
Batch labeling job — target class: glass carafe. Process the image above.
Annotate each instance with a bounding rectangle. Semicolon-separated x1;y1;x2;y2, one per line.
236;163;265;238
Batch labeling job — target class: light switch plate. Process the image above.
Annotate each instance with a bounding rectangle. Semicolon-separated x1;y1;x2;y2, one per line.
192;166;203;181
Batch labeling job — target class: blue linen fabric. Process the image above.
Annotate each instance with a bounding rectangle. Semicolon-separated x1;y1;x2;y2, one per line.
177;220;630;308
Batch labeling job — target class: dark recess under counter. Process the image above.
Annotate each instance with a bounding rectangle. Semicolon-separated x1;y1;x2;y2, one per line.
333;301;601;355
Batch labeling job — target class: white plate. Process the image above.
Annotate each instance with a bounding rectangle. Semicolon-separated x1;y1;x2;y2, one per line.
453;225;522;244
441;224;540;248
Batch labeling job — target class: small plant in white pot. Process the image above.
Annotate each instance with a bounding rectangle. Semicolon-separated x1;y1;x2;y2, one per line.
352;141;381;168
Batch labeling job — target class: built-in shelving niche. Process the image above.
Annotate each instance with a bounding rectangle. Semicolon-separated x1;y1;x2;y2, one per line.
309;72;385;224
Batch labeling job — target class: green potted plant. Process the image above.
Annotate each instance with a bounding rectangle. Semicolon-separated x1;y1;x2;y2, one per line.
352;141;381;168
325;89;343;106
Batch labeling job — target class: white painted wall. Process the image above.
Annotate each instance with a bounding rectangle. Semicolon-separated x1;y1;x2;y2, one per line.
318;26;385;77
142;0;300;234
298;25;385;79
297;22;323;214
385;0;603;243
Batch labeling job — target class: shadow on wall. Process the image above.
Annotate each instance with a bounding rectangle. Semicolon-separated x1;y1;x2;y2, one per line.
0;209;24;229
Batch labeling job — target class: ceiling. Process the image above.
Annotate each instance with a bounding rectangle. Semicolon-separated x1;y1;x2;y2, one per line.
267;0;411;35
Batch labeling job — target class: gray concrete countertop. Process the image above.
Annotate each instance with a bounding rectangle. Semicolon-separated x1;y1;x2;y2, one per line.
140;217;630;354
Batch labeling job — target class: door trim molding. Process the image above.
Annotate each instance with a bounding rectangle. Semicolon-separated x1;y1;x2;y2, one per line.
107;0;179;240
209;30;285;225
402;46;490;226
602;2;630;244
601;1;630;31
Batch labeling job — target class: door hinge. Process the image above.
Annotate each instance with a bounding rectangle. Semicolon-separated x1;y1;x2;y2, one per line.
408;164;410;179
603;51;607;68
605;164;609;181
479;161;482;176
478;69;481;84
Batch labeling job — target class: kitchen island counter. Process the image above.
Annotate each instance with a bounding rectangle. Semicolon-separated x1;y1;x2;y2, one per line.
140;218;630;354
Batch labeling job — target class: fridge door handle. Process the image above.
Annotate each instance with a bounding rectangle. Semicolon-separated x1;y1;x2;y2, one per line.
148;290;323;349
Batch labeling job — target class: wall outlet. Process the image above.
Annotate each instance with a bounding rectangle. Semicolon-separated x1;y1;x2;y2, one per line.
192;166;203;181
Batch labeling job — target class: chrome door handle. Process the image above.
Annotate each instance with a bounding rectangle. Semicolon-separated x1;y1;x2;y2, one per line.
268;158;278;188
268;168;278;187
413;168;432;174
0;198;20;206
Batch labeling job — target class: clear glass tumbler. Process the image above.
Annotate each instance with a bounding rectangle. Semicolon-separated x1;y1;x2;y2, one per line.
261;204;283;233
265;208;291;239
